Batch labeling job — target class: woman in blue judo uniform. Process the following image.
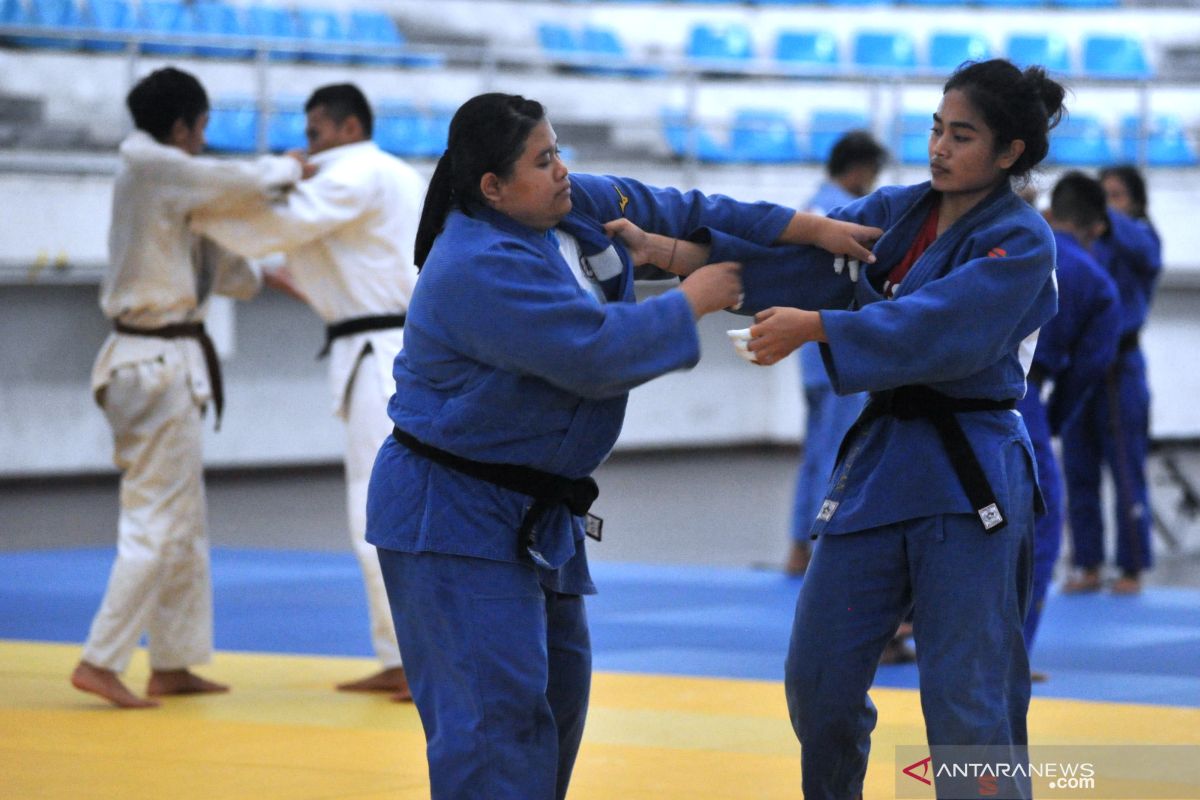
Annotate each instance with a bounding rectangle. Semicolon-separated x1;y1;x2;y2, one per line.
1018;172;1120;661
1060;164;1162;595
364;92;882;800
620;59;1067;799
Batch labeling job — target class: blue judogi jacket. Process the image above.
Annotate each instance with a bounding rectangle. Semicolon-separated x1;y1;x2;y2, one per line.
366;173;794;591
1025;231;1121;434
707;181;1058;535
1092;209;1161;339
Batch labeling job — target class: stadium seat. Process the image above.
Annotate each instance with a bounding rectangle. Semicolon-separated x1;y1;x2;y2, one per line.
537;21;578;60
662;110;731;162
809;110;871;163
193;2;252;59
896;111;932;165
348;10;402;65
1120;114;1198;166
928;31;991;72
138;0;195;56
579;25;662;77
244;5;300;61
295;7;348;63
1049;115;1114;165
686;23;754;68
375;104;425;157
267;105;306;152
1082;34;1151;79
6;0;84;49
775;30;839;73
976;0;1043;8
1049;0;1118;8
729;109;804;163
851;31;917;74
1006;33;1071;73
206;103;260;153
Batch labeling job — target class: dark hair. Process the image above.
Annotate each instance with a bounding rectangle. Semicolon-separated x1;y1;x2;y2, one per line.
414;93;546;268
828;130;887;178
1098;164;1149;220
943;59;1066;180
126;67;209;143
1050;171;1108;229
305;83;373;138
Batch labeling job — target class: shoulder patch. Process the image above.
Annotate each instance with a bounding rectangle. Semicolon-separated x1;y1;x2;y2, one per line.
613;184;630;215
987;247;1008;258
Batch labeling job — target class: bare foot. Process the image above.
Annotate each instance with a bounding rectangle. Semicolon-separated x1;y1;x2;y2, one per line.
1061;568;1103;594
337;666;409;694
71;661;159;709
146;669;229;697
1111;575;1142;595
391;686;414;703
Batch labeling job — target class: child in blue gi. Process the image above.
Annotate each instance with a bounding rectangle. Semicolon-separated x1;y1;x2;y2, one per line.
1019;172;1120;662
621;59;1067;799
1061;164;1162;595
364;93;881;800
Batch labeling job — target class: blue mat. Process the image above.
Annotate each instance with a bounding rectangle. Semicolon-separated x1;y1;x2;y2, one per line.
3;547;1198;707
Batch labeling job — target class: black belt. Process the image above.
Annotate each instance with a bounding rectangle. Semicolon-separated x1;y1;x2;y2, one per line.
115;321;224;429
391;427;602;556
837;385;1016;532
319;313;406;358
1117;330;1140;355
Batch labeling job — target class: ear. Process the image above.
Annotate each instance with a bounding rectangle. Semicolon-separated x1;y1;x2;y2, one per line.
343;115;365;141
479;172;503;205
166;117;191;148
997;139;1026;171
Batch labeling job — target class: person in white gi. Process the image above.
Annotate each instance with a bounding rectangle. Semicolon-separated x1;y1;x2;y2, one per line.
71;67;305;708
193;83;424;700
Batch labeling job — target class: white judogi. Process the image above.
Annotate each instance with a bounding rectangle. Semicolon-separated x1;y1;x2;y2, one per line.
194;139;424;668
83;131;301;673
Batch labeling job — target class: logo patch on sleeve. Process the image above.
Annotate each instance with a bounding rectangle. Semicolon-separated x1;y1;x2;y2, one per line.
613;184;630;215
987;247;1007;258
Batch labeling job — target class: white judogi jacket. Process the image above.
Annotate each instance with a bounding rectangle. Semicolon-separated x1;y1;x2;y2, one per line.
92;131;303;403
193;140;424;418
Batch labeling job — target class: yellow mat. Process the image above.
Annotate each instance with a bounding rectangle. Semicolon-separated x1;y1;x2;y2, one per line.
4;641;1198;799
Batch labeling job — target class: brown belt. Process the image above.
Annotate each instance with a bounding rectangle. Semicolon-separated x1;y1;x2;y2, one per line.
114;321;224;429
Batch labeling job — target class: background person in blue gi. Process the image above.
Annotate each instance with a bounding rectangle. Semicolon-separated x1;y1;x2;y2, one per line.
1020;172;1120;673
71;67;305;709
649;59;1064;799
1060;164;1162;595
364;92;883;800
787;130;888;578
193;83;424;701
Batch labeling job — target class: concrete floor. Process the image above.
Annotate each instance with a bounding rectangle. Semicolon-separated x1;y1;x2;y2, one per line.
3;445;1199;584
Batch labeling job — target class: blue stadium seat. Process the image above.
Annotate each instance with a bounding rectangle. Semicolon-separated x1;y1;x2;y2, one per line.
419;107;453;156
774;30;839;73
193;2;252;59
809;110;871;163
686;23;754;68
1006;33;1071;73
537;21;578;60
295;7;348;63
267;105;306;152
79;0;133;51
662;110;731;162
1049;0;1118;8
1082;34;1151;79
1120;114;1198;166
896;111;932;165
206;103;260;153
579;25;662;77
851;31;917;74
928;31;991;72
348;10;401;65
976;0;1043;7
6;0;84;49
138;0;195;55
1049;115;1114;165
729;109;804;163
244;5;299;61
375;104;425;157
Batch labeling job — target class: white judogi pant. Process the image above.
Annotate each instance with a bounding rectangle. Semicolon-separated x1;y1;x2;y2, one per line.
83;357;212;673
344;348;403;669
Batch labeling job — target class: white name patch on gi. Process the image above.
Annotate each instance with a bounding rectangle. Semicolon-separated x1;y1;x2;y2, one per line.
978;503;1004;530
817;499;839;522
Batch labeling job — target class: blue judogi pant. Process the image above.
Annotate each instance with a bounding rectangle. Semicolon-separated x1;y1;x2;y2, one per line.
1018;393;1063;651
785;505;1034;799
377;549;591;800
1061;350;1153;575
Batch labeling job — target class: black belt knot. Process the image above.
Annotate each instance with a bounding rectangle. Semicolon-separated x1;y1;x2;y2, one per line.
391;427;601;556
115;320;224;430
841;385;1016;532
319;313;406;358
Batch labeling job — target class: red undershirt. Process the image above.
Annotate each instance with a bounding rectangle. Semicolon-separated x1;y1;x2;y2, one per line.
884;205;940;298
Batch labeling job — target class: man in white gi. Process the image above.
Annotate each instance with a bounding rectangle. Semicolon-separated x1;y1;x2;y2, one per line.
71;67;305;708
193;83;424;701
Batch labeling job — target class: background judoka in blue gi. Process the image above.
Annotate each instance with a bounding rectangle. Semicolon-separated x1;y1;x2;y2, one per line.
1018;171;1121;658
364;92;881;800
